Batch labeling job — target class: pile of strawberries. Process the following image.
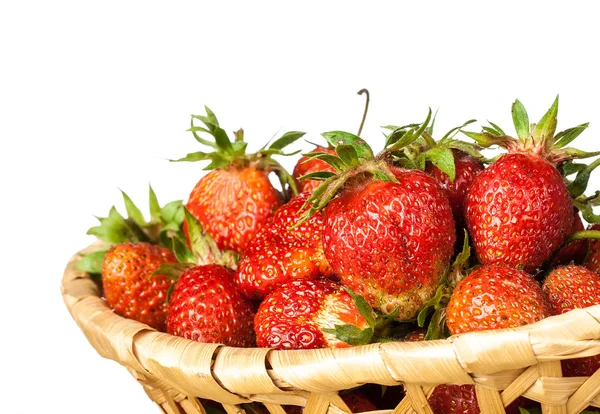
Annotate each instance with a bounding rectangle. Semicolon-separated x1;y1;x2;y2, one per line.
78;98;600;413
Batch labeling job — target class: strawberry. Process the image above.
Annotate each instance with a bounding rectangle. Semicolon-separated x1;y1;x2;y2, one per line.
78;186;184;278
101;242;177;331
431;265;548;414
292;146;337;193
542;265;600;377
463;97;597;272
446;265;550;335
404;330;427;342
428;384;527;414
297;122;456;321
234;192;332;300
254;279;371;350
166;264;255;347
584;223;600;273
385;117;485;239
174;107;305;253
425;148;484;234
551;209;588;267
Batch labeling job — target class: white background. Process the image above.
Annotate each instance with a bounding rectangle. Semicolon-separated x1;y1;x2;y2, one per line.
2;1;600;413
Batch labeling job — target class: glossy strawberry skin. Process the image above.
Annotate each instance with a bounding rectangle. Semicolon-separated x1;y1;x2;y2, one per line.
542;265;600;377
323;167;455;320
425;149;484;233
102;243;177;332
552;209;587;267
437;265;547;414
465;153;573;273
428;384;526;414
166;264;256;347
186;166;282;253
234;192;332;300
446;265;550;335
293;146;337;193
584;223;600;273
254;279;368;350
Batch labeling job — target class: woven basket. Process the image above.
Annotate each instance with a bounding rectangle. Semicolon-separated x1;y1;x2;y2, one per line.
62;242;600;414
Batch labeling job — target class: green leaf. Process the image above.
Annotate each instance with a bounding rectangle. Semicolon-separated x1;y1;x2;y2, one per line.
425;308;449;340
76;249;109;274
554;122;589;148
188;120;218;148
172;236;195;263
486;121;506;136
424;147;456;181
231;140;248;154
343;287;376;328
149;185;161;221
303;152;346;173
321;131;374;160
212;126;234;154
161;200;184;226
568;158;600;198
170;151;213;162
87;207;133;244
532;95;559;141
417;285;446;327
203;105;221;127
454;231;471;268
322;325;374;346
561;162;587;177
269;131;306;150
462;130;516;148
440;119;477;143
120;190;145;226
336;144;361;169
297;171;337;181
511;99;530;141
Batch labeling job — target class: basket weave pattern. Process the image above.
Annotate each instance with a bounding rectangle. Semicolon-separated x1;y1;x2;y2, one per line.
62;244;600;414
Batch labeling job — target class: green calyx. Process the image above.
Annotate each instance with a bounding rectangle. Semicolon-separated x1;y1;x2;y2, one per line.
296;128;410;225
295;128;422;226
77;185;185;275
462;96;598;165
152;208;240;303
384;110;485;182
322;287;400;346
172;106;305;197
416;230;472;340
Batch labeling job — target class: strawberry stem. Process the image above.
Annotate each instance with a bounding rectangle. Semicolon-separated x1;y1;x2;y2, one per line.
356;88;370;137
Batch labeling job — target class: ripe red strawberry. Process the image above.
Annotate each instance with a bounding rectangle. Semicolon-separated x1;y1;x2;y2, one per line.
175;107;305;253
186;167;282;253
293;146;337;193
551;209;587;267
446;265;550;334
234;192;333;299
102;242;177;331
428;384;527;414
166;264;255;347
254;279;369;349
432;265;548;414
584;223;600;273
323;166;455;320
425;149;484;233
404;330;427;342
542;265;600;377
463;97;595;272
297;126;456;321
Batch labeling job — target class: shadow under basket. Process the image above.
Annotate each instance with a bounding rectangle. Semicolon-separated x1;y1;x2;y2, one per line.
62;243;600;414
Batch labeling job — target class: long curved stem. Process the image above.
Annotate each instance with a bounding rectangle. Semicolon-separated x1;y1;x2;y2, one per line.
357;88;370;137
